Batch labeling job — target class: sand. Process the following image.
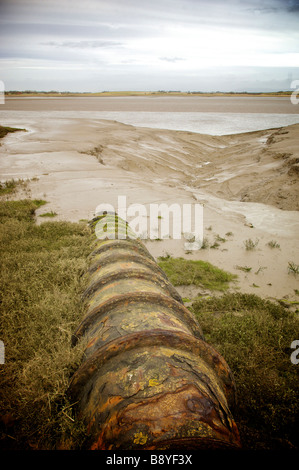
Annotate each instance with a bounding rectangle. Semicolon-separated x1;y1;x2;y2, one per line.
0;116;298;305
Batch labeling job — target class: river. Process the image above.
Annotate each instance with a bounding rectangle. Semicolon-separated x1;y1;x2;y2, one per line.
1;96;299;135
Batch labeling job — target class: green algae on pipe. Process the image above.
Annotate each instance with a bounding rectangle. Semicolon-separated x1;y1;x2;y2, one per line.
68;213;241;450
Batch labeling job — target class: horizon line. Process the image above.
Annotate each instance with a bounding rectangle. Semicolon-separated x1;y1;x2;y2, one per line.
4;90;293;95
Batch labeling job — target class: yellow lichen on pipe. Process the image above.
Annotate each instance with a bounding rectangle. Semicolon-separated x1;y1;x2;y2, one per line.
68;213;241;450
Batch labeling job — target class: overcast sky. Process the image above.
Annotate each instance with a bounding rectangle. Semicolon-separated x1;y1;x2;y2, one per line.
0;0;299;92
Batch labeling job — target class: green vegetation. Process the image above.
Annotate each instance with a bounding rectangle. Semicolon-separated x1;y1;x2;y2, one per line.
288;261;299;275
255;266;267;275
0;196;298;451
236;265;252;272
215;234;226;243
0;125;26;140
211;241;220;249
158;256;237;291
267;240;280;249
191;293;299;450
90;213;137;240
39;210;58;218
244;238;259;250
0;199;93;450
0;179;27;196
201;237;209;249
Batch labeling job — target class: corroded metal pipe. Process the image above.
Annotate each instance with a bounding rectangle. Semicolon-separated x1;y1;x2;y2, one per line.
68;214;241;450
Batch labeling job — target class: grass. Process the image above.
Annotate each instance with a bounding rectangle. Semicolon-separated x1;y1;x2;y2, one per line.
267;240;280;249
191;293;299;450
157;256;237;291
0;197;298;451
0;199;94;450
215;234;226;243
255;266;267;275
236;265;252;272
0;125;26;140
244;238;259;250
288;261;299;275
210;241;220;249
0;178;29;196
201;237;209;249
39;211;58;218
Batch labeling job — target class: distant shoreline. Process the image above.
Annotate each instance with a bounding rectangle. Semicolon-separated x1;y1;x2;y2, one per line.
4;90;293;98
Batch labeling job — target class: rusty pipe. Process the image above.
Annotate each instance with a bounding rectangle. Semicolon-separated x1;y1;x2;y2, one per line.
68;214;241;450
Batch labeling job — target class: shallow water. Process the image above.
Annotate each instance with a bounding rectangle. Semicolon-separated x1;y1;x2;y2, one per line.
1;96;299;135
191;188;299;238
1;109;299;135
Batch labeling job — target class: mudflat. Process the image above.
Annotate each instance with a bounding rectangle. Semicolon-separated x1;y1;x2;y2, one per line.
0;114;298;305
3;95;298;113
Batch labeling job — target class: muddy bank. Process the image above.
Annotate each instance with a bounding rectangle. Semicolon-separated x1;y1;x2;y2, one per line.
0;117;298;303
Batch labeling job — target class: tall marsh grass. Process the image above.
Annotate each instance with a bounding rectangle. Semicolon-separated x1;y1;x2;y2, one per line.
192;293;299;450
0;199;93;449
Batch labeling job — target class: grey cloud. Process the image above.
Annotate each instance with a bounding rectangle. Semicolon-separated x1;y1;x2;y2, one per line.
247;0;299;16
1;0;299;92
2;0;299;40
285;0;299;12
0;21;124;39
160;57;185;63
42;40;124;48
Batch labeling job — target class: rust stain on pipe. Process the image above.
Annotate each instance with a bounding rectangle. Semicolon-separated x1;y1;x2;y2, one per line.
68;214;241;450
